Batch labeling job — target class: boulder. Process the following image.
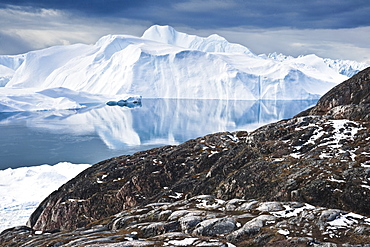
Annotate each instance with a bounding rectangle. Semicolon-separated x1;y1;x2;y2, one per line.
192;217;237;237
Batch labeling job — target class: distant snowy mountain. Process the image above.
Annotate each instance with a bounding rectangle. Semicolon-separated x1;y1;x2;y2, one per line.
0;25;368;108
265;52;368;78
323;58;368;77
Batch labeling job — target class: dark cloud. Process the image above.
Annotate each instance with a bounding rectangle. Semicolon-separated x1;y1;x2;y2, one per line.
0;32;33;55
0;0;369;29
0;1;158;17
0;0;369;63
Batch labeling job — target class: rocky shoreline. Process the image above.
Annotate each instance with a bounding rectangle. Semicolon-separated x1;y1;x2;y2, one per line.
1;67;370;246
3;194;370;246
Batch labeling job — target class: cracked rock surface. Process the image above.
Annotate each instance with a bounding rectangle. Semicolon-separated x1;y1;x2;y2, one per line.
2;195;370;246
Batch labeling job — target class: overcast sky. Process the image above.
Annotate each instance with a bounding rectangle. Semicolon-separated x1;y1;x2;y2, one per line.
0;0;369;63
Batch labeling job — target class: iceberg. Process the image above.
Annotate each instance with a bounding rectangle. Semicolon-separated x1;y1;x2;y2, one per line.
0;24;368;113
142;25;256;55
0;88;83;112
1;25;367;104
0;87;142;112
0;54;25;87
106;96;142;107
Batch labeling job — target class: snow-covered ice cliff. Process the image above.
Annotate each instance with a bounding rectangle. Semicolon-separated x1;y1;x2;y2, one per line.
1;25;368;106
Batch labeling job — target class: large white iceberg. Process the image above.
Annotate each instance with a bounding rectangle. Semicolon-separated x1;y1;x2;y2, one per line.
0;25;368;110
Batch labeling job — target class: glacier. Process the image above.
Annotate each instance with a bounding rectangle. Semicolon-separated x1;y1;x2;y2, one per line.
0;25;368;110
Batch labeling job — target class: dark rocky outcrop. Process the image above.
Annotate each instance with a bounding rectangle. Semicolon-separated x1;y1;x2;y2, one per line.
297;67;370;120
26;116;370;235
1;67;370;246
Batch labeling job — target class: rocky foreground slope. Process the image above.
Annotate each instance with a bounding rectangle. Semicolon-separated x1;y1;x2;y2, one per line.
1;67;370;246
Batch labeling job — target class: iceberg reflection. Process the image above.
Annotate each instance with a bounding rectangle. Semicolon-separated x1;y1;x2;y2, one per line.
0;99;317;168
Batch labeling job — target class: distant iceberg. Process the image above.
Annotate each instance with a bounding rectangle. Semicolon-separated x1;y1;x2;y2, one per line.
265;52;368;78
0;87;142;112
106;96;142;108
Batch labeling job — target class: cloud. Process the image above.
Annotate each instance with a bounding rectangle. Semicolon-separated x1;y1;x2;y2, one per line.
0;3;369;64
201;26;370;63
173;0;237;12
0;6;150;55
0;1;157;18
1;0;370;29
0;32;33;55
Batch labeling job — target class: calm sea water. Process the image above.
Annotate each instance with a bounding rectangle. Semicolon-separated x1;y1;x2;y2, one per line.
0;98;317;170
